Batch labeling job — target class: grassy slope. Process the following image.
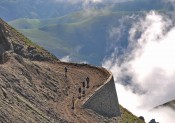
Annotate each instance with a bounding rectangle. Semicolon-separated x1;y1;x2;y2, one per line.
20;28;74;57
118;106;144;123
8;11;92;29
8;11;96;59
9;11;136;64
8;18;42;29
8;0;171;64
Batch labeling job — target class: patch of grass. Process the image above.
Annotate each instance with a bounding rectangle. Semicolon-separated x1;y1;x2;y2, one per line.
9;18;41;29
118;105;144;123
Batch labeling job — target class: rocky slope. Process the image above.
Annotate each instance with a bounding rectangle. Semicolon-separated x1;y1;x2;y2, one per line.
0;18;144;123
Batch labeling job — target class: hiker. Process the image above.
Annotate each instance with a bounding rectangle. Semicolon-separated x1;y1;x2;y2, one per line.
82;81;86;95
82;89;85;96
82;81;86;88
86;77;90;88
78;87;82;99
64;67;68;77
72;95;75;110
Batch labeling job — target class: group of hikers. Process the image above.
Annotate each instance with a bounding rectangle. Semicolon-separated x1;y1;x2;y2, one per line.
64;67;90;110
72;77;89;110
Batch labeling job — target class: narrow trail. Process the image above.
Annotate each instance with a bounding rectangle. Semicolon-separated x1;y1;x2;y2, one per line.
37;61;110;123
60;67;91;123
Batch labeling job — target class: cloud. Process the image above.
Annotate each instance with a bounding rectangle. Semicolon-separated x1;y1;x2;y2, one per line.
107;18;127;49
150;106;175;123
60;56;71;62
115;83;175;123
103;11;175;122
60;45;89;64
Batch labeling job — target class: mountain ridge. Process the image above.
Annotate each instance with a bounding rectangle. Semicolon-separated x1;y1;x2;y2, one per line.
0;18;58;62
0;18;144;123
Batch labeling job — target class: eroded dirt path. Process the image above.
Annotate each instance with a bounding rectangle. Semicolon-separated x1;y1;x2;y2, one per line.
37;61;110;123
0;55;110;123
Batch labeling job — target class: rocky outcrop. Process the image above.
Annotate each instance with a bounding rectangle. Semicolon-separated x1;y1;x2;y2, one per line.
139;116;145;122
0;23;13;63
0;18;58;63
13;42;51;61
149;119;158;123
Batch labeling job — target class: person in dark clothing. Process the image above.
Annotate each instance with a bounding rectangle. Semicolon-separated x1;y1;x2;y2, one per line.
82;81;86;96
82;81;86;88
86;77;90;88
64;67;68;77
82;89;85;95
72;95;75;110
78;87;81;99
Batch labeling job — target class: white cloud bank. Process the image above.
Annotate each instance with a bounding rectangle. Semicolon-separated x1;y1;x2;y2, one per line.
103;11;175;122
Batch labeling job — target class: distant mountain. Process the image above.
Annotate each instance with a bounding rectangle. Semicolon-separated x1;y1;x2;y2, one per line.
0;0;83;21
1;0;173;21
155;100;175;110
9;11;138;65
9;0;173;65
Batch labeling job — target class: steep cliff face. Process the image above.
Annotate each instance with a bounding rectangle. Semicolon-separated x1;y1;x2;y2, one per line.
0;23;12;63
0;18;144;123
0;19;58;64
